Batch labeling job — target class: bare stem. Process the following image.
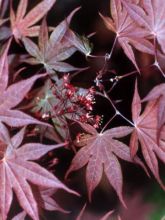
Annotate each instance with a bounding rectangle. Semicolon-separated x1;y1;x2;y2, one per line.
100;113;117;134
106;36;118;60
97;90;134;127
70;67;90;79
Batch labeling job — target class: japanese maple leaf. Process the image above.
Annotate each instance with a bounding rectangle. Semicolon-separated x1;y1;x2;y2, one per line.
100;0;153;71
22;10;78;73
121;0;165;53
10;0;56;40
142;83;165;130
30;78;95;141
0;40;49;127
129;80;165;188
0;126;77;220
11;187;69;220
22;8;91;73
66;123;147;206
29;79;71;140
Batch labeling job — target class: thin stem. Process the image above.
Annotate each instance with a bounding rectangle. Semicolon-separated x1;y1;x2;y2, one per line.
103;90;117;112
119;113;134;127
118;70;138;79
118;64;154;80
107;81;118;93
87;54;105;59
95;36;118;82
106;63;154;93
97;90;134;127
106;36;118;60
70;67;90;80
100;113;117;134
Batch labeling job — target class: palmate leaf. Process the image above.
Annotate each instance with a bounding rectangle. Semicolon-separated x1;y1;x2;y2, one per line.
121;0;165;53
100;0;153;71
11;188;69;220
66;124;147;206
0;40;49;127
10;0;56;40
129;80;165;188
22;8;91;74
0;126;77;220
22;14;76;73
142;83;165;130
30;78;95;141
30;79;70;141
12;186;69;220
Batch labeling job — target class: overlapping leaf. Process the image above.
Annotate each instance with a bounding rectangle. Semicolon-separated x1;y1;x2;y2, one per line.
66;123;147;206
129;80;165;188
0;40;50;127
10;0;56;40
22;14;76;73
12;186;69;220
30;78;95;141
22;8;91;74
142;83;165;130
121;0;165;53
100;0;153;70
30;79;71;140
0;126;77;220
38;187;68;213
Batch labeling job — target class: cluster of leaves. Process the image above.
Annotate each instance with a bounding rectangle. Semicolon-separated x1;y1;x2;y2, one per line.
0;0;164;219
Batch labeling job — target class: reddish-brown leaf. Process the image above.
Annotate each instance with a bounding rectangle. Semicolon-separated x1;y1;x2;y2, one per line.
100;0;153;71
142;83;165;130
66;124;147;206
10;0;56;40
121;0;165;53
0;42;49;127
22;10;79;73
0;126;77;220
129;80;165;188
12;186;69;220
